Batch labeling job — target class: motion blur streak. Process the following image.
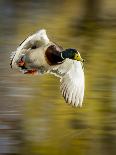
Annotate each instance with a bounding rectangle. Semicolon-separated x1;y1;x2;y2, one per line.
0;0;116;155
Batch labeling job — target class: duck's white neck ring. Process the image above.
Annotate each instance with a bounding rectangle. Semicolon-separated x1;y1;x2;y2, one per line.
60;52;65;60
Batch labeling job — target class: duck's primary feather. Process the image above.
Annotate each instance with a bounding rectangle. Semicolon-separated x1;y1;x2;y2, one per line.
49;59;84;107
10;29;85;107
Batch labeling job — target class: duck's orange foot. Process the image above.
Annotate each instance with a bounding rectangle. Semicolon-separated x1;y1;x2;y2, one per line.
24;69;38;75
17;56;25;67
17;56;38;75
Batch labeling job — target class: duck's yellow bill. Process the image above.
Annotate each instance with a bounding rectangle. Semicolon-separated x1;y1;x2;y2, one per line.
74;53;85;62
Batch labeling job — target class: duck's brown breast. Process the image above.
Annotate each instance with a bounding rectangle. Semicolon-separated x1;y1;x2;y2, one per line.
45;44;64;65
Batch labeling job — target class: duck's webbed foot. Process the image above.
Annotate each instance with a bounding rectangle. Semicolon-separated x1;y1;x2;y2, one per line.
24;69;38;75
17;55;38;75
17;55;27;69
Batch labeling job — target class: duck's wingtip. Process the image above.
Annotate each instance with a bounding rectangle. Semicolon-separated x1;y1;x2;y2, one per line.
36;29;49;44
37;29;47;35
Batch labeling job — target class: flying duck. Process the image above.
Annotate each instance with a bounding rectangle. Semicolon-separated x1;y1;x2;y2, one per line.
10;29;85;107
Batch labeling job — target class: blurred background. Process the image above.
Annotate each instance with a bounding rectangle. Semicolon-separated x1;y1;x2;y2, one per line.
0;0;116;155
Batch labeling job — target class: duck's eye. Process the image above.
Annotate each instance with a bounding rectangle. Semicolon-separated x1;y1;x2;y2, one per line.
31;45;37;49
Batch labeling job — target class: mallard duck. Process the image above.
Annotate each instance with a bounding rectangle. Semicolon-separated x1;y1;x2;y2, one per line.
10;29;85;107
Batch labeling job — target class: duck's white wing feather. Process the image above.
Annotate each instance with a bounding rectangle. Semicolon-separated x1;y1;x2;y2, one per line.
10;29;49;68
18;29;49;51
50;59;84;107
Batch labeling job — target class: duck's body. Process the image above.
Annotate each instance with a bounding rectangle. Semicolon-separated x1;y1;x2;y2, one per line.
10;29;85;107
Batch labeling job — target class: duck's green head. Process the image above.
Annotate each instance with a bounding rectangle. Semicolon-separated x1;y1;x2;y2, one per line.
61;48;84;62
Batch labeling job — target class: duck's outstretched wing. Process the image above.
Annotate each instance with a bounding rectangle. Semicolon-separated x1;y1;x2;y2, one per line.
10;29;49;68
50;59;84;107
